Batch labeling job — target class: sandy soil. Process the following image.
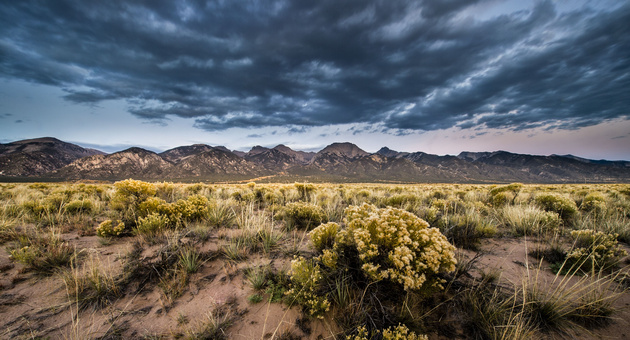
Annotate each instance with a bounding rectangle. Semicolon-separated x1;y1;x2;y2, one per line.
0;231;628;339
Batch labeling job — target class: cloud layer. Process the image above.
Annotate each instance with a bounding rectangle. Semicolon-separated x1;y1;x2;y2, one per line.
1;0;628;132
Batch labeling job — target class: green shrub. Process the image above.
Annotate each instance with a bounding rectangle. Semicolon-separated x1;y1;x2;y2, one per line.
416;206;440;225
431;191;446;199
186;183;205;195
502;205;561;236
9;232;75;274
286;257;330;318
440;212;496;250
535;194;578;225
278;202;327;230
385;194;419;208
174;194;210;222
207;202;236;228
248;294;263;304
76;183;105;198
491;192;511;207
580;192;607;216
64;199;95;215
1;204;22;219
430;198;466;215
295;182;316;201
138;194;210;227
21;200;48;217
44;192;68;212
178;247;202;274
110;179;157;225
112;179;156;205
138;196;169;217
567;229;627;272
155;181;177;201
309;222;340;251
96;219;126;237
489;183;523;203
135;213;170;236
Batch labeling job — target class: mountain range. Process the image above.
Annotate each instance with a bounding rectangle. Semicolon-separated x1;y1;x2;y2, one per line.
1;137;628;183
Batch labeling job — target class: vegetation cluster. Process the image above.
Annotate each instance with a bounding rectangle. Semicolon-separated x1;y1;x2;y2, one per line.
0;180;628;338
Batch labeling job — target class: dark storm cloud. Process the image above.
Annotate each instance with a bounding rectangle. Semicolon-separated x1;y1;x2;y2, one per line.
0;0;628;132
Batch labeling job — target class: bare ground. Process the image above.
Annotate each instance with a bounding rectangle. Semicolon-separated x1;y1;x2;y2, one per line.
0;231;628;339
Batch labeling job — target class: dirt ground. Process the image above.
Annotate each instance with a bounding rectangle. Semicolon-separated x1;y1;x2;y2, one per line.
0;232;628;339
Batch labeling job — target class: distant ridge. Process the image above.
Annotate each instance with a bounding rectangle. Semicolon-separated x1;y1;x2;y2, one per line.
0;137;104;177
316;142;369;158
160;144;215;163
1;138;629;183
51;147;173;180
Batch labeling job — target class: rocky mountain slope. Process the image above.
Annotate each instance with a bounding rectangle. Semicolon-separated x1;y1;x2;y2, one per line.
51;147;174;180
0;137;104;176
244;145;316;171
1;137;629;183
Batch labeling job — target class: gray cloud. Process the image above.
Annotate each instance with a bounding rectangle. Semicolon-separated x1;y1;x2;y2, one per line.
0;0;628;133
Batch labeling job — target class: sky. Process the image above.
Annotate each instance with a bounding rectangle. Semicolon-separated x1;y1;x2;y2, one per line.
0;0;629;160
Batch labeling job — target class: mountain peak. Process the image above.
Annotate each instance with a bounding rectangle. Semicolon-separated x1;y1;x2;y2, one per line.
11;137;63;144
118;147;155;155
213;146;231;153
319;142;369;158
160;144;215;163
273;144;291;152
247;145;269;156
377;147;409;158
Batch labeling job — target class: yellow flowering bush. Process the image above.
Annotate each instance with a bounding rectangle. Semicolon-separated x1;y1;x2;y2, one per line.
332;203;457;291
309;222;340;251
286;257;331;318
138;196;169;217
491;192;511;207
535;194;578;225
278;202;327;230
111;179;156;209
174;194;210;222
489;183;523;206
135;213;169;236
137;194;210;227
319;249;338;269
110;179;157;225
347;324;428;340
490;183;523;197
96;219;126;237
567;229;627;271
580;192;607;216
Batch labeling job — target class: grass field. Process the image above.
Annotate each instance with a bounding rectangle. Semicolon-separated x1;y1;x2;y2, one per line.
0;181;628;339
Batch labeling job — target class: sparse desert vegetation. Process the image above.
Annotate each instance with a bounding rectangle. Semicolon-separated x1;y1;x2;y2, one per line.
0;180;629;339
